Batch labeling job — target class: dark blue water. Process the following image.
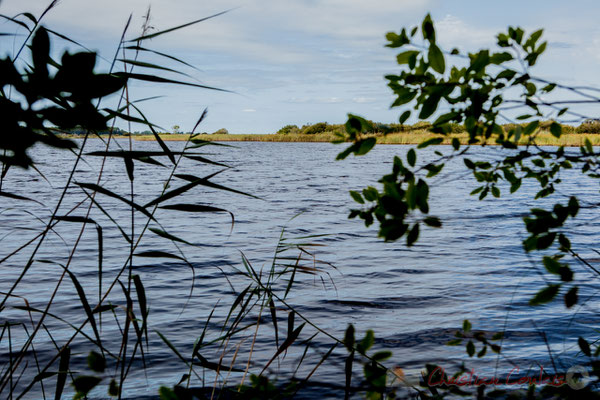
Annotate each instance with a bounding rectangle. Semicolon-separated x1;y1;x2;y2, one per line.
1;139;599;398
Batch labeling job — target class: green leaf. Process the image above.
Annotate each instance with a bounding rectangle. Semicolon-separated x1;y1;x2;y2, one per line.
558;234;571;250
87;351;105;372
417;137;443;149
399;110;411;124
396;50;419;65
523;120;539;135
585;138;594;154
529;284;560;306
372;351;393;362
466;340;475;357
407;148;416;166
543;257;562;274
549;122;562;138
477;346;487;358
73;376;102;396
565;287;578;308
391;88;417;107
158;386;179;400
363;187;379;201
579;337;591;357
356;138;376;156
463;319;472;332
452;138;460;150
357;330;375;354
423;217;442;228
108;380;119;397
428;44;445;74
350;190;365;204
418;94;441;119
491;186;500;198
406;223;419;246
535;232;557;250
421;14;435;42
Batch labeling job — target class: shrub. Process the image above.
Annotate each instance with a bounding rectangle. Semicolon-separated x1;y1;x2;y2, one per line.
576;121;600;133
212;128;229;134
410;121;432;131
277;124;299;134
301;122;328;135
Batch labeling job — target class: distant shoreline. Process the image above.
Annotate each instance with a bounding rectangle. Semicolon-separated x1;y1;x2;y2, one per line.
66;131;600;147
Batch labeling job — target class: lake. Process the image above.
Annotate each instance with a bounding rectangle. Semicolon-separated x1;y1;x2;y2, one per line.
1;139;598;398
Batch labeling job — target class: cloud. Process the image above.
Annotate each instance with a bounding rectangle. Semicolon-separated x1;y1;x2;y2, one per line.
286;96;346;104
242;108;256;112
353;97;376;104
435;14;498;51
3;0;434;64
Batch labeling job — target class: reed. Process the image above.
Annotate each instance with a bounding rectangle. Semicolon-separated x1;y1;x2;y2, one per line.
0;5;381;400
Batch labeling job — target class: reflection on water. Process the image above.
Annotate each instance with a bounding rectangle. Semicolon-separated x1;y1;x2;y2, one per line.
1;140;599;398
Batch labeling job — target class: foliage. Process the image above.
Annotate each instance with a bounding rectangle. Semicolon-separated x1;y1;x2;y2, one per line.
0;25;123;167
577;120;600;133
277;124;300;134
301;122;328;135
212;127;229;134
339;13;600;397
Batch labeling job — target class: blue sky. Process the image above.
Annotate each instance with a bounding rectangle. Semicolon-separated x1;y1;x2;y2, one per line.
2;0;600;133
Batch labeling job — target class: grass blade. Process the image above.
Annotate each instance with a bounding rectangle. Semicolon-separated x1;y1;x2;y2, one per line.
123;45;201;72
75;182;155;221
127;10;232;42
0;191;43;205
134;250;185;261
54;346;70;400
114;72;229;92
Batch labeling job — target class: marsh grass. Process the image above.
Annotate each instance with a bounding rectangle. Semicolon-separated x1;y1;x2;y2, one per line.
131;130;600;147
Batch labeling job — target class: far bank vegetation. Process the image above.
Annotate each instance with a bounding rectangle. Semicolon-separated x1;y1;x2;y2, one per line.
58;119;600;146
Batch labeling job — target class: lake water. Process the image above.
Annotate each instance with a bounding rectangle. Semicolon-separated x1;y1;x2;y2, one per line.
1;139;599;398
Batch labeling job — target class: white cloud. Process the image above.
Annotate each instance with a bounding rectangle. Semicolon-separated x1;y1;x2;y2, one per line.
242;108;256;112
2;0;434;64
353;97;376;103
435;14;497;51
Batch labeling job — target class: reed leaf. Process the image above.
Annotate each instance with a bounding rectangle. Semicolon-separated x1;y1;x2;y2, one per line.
114;72;228;93
134;250;186;261
0;191;42;204
75;182;155;221
123;46;201;72
54;346;70;400
127;10;231;42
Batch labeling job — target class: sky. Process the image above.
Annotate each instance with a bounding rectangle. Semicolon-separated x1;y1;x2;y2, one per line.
2;0;600;133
